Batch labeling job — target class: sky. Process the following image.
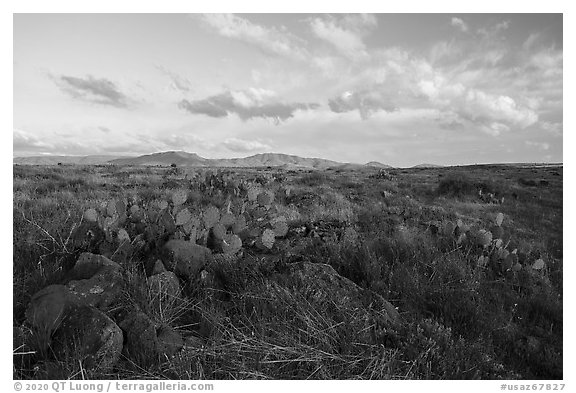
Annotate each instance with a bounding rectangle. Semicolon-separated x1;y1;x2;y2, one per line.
13;13;563;166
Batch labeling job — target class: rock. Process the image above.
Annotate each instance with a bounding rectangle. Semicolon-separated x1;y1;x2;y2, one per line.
157;326;184;357
266;262;401;345
151;259;167;275
66;265;124;310
51;304;123;370
119;311;159;366
69;252;121;280
183;335;205;349
147;271;181;312
25;285;77;337
118;311;183;366
164;240;212;281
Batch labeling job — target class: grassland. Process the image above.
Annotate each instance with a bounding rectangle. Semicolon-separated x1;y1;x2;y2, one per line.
13;163;562;380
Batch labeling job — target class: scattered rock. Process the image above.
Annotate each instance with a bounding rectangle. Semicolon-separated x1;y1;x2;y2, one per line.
69;252;121;280
151;259;167;275
25;285;77;337
119;311;159;366
266;262;401;345
51;304;123;370
183;335;205;349
164;240;212;281
66;266;124;310
157;326;184;357
118;310;183;366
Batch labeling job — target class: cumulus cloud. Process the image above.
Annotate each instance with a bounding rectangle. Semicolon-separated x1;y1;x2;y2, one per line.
328;89;397;119
52;74;129;107
196;14;306;60
310;14;377;58
178;89;319;124
223;138;272;152
451;17;468;33
461;90;538;129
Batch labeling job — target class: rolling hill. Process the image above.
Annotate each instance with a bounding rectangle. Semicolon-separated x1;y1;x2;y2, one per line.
14;151;394;170
13;155;129;165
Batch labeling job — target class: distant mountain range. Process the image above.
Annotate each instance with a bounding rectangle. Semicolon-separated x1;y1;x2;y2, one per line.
13;151;393;170
13;154;129;165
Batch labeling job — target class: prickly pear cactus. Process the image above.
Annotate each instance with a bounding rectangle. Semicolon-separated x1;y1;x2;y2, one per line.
257;190;274;207
220;212;236;228
212;223;227;240
222;234;242;255
495;212;504;227
270;216;289;237
476;229;493;247
117;228;130;243
532;258;545;270
232;215;248;235
83;208;98;222
477;255;488;268
443;221;456;237
203;206;220;229
247;185;261;202
175;208;192;226
172;189;188;206
257;228;275;250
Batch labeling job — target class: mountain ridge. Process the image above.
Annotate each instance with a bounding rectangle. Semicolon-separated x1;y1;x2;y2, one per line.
14;151;373;169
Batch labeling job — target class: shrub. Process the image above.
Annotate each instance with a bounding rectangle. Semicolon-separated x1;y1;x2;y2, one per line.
437;173;477;197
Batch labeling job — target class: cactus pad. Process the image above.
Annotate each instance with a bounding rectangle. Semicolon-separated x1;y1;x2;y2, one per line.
203;206;220;229
476;230;493;247
477;255;488;267
172;189;188;206
212;223;227;240
532;258;545;270
258;229;275;250
222;234;242;255
106;200;118;217
220;212;236;228
176;208;192;226
271;216;289;237
83;208;98;222
117;228;130;243
257;191;274;206
232;215;248;234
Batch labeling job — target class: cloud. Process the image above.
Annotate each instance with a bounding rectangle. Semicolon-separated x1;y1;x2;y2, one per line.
477;20;510;38
451;17;469;33
52;74;129;107
155;65;194;93
310;14;377;58
196;14;306;60
178;89;319;124
328;89;397;119
461;90;538;129
223;138;272;152
98;126;111;133
540;121;562;136
525;141;550;150
13;129;52;153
